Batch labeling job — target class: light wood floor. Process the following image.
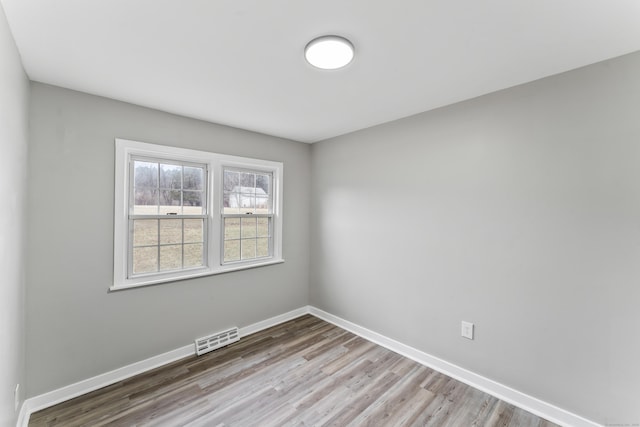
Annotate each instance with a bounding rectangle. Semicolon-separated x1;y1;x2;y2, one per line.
29;315;558;426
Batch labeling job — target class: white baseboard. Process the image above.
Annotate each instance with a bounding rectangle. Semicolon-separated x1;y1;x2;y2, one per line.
18;306;310;427
16;401;28;427
308;306;601;427
19;305;600;427
20;343;194;427
239;306;310;337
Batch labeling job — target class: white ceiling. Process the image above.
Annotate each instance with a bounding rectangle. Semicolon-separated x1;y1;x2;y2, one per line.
2;1;640;143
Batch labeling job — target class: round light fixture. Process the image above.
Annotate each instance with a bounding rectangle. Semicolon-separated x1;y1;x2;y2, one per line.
305;36;354;70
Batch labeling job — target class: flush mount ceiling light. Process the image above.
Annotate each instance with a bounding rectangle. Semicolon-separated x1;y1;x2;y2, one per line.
305;36;354;70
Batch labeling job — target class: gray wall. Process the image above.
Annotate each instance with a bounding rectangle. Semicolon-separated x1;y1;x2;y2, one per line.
0;3;29;426
26;83;311;397
310;52;640;425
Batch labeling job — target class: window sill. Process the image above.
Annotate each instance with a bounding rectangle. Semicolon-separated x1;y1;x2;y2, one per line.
109;258;285;292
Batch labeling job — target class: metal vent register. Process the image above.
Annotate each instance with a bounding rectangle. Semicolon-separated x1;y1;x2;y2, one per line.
195;327;240;356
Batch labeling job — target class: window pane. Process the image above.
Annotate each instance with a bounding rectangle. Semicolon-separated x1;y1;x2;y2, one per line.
239;193;255;214
222;193;240;214
160;164;181;189
133;189;158;214
224;218;240;240
256;174;269;194
224;170;239;192
223;193;240;214
133;220;158;246
134;161;158;187
255;196;269;214
133;246;158;274
160;245;182;271
184;243;203;268
241;239;256;260
183;166;204;190
160;219;182;245
257;218;269;237
224;240;240;262
184;219;203;243
257;238;269;258
159;190;182;214
183;191;203;214
240;172;255;188
241;217;257;238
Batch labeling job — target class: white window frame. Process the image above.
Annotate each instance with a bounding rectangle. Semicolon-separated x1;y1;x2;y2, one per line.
127;155;209;279
112;138;284;291
220;166;275;264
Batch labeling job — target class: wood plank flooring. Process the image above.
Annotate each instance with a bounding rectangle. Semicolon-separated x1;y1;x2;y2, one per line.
29;315;558;426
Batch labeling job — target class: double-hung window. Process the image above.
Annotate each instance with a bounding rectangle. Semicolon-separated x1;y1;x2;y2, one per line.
222;169;273;263
113;139;283;290
129;157;207;275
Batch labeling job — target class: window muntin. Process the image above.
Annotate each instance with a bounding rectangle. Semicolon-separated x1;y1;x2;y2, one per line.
129;158;207;277
222;169;273;263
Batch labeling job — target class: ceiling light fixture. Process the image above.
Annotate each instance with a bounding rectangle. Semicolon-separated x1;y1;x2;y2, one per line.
305;36;354;70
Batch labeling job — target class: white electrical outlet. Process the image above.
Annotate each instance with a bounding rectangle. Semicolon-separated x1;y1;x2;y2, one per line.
461;321;474;340
14;384;20;411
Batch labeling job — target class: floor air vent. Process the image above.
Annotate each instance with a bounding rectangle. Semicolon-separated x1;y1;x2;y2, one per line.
195;327;240;356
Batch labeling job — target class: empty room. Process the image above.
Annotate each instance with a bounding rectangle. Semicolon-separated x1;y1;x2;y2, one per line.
1;1;639;426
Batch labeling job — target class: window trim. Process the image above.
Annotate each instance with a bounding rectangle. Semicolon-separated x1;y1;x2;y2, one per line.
112;138;284;291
